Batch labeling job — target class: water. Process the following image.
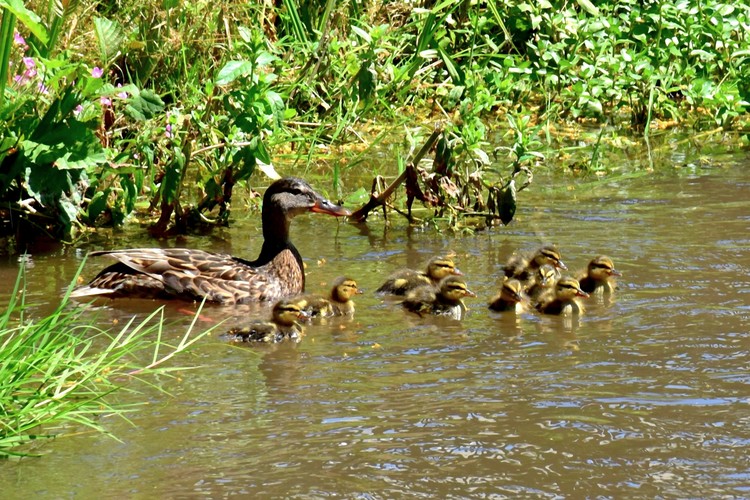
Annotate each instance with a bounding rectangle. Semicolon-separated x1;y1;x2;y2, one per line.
1;157;749;497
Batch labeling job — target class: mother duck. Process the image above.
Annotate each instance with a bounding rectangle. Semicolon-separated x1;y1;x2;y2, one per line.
71;177;350;304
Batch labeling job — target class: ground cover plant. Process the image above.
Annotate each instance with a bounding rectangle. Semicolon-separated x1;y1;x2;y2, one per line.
0;265;213;457
1;0;748;246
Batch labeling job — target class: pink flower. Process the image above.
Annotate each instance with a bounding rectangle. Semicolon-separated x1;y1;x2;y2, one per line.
23;57;35;69
116;84;128;99
165;124;173;138
37;82;49;94
100;96;112;107
91;67;103;78
74;105;84;116
14;32;27;48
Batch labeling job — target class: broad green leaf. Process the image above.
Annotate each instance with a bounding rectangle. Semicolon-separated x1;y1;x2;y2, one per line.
93;17;126;63
125;90;165;121
216;60;253;85
0;0;49;45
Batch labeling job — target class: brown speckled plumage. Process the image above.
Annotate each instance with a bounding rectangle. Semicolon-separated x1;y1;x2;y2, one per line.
71;177;350;304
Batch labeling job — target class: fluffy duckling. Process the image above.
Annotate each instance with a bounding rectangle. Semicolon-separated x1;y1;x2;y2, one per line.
225;300;307;343
503;245;567;282
536;276;590;315
376;255;462;295
577;255;621;294
291;277;363;317
488;278;526;313
402;275;476;320
525;263;558;302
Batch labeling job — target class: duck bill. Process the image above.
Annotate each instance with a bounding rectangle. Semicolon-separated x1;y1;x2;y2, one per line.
610;269;622;277
312;198;351;217
556;260;568;271
463;289;477;298
576;290;590;298
452;267;464;276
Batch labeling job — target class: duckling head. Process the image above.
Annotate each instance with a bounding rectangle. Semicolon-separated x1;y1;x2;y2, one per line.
534;245;567;271
426;256;463;281
501;277;525;303
536;263;558;286
555;276;590;300
272;299;310;326
331;277;363;302
437;276;476;303
588;255;621;279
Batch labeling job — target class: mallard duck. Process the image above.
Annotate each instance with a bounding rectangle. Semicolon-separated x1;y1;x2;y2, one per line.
70;177;350;304
488;278;526;313
536;276;590;315
291;277;363;317
376;255;462;295
503;245;567;282
402;275;476;320
225;300;307;343
525;263;558;302
577;255;621;294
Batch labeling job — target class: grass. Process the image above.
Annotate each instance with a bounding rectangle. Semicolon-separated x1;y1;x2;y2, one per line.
0;262;215;458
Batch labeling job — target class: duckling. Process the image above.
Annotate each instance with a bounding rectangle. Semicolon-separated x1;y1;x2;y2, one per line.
402;275;476;320
577;255;621;294
291;277;363;317
503;245;567;282
488;278;526;313
376;255;462;296
71;177;350;304
525;263;558;302
536;276;590;315
225;300;307;343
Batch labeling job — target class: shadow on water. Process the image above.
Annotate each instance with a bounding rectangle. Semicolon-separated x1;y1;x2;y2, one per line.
1;148;750;498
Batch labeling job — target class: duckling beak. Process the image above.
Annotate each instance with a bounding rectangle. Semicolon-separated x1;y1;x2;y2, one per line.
576;289;590;298
355;288;365;295
452;267;464;276
463;288;477;298
312;197;351;217
297;309;312;322
556;260;568;271
609;269;622;277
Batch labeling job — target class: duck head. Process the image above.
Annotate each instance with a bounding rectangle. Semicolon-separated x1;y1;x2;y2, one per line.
426;256;463;280
331;277;363;302
555;276;590;300
531;245;567;271
437;276;477;303
588;255;622;279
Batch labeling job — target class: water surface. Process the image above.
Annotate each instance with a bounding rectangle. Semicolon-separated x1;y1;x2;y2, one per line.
1;156;749;498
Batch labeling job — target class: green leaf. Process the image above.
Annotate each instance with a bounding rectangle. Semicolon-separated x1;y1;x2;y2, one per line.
0;0;49;45
498;180;517;226
215;60;253;85
125;89;165;121
93;17;126;64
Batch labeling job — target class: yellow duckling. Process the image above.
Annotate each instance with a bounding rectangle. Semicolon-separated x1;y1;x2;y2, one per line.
488;278;526;313
402;275;476;320
503;245;567;282
291;277;363;317
376;255;462;296
225;300;308;343
525;263;558;302
577;255;621;294
536;277;590;315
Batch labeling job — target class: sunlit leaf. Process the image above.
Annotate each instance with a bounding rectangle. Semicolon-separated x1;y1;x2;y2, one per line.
125;90;165;121
0;0;49;45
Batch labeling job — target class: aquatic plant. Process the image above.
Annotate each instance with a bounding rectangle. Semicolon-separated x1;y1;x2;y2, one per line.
0;265;212;457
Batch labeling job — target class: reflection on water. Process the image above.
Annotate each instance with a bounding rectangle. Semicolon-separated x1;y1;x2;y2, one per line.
1;163;750;498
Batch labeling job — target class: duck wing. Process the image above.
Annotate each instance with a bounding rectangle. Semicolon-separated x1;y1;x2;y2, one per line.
73;248;303;304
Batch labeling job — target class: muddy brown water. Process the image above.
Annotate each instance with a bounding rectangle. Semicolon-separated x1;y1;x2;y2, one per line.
1;159;749;498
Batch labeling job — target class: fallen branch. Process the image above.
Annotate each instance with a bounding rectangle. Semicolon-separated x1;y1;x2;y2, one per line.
349;125;443;223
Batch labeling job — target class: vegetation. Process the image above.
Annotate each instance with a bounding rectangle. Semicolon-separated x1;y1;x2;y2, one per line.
1;0;748;247
0;265;212;457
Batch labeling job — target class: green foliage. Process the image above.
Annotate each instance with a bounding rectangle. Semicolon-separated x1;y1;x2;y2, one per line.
0;265;211;457
2;0;749;243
